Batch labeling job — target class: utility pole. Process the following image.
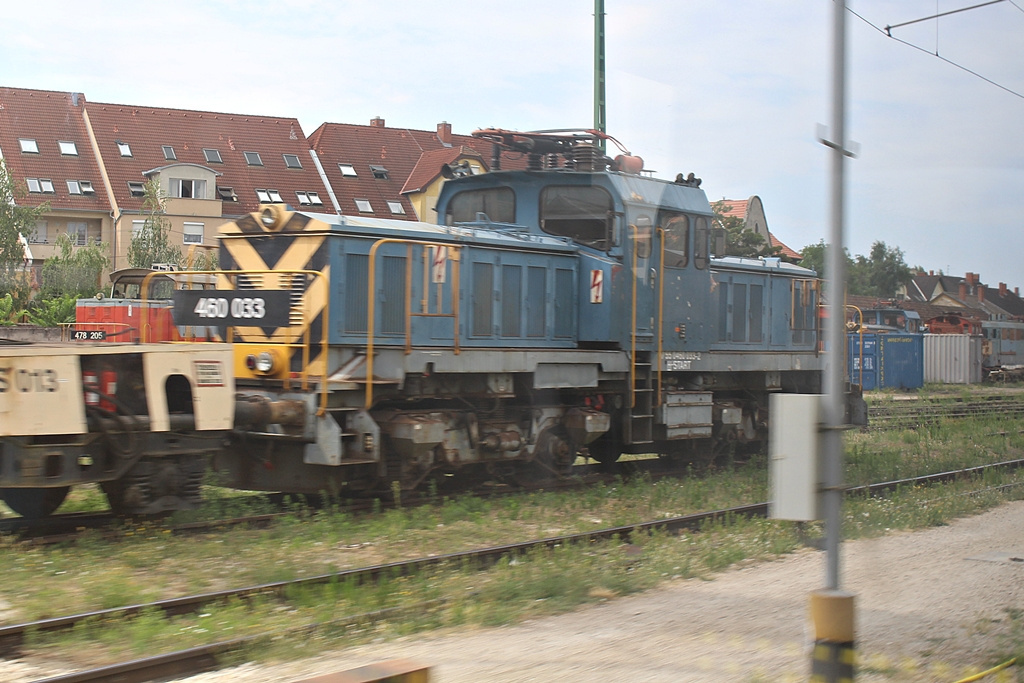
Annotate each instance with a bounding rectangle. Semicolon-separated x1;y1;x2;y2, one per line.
812;1;857;680
594;0;607;152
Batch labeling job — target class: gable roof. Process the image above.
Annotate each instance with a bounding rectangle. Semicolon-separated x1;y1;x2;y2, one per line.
83;100;329;216
0;87;109;213
402;146;485;195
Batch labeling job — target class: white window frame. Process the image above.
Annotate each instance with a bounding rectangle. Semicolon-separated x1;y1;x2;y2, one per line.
203;148;223;163
338;163;358;177
217;186;236;201
117;141;132;157
183;222;204;245
308;192;323;206
67;180;82;195
255;189;272;203
354;198;373;213
162;145;177;160
128;182;146;197
58;140;78;155
295;191;311;205
80;180;95;195
387;200;406;215
19;139;39;154
283;154;302;169
26;178;42;193
39;179;55;193
171;178;207;200
131;219;146;238
31;220;47;244
370;164;389;180
267;189;283;203
244;151;263;166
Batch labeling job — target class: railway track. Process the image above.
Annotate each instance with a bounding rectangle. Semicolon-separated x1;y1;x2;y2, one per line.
866;397;1024;430
9;457;1024;683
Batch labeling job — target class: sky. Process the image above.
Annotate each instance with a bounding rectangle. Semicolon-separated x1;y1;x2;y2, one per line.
4;1;1022;289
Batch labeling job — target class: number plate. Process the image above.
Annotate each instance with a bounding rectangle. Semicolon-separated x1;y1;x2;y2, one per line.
172;290;292;327
71;329;107;341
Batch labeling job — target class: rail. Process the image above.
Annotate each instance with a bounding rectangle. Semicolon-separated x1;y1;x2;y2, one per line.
365;238;462;409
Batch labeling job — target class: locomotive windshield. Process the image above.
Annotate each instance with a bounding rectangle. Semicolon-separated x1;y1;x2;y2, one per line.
445;187;515;224
539;185;613;249
661;214;689;268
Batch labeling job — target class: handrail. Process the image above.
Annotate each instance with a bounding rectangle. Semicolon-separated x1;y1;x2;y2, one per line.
629;225;639;409
365;239;462;410
656;226;666;408
846;303;864;387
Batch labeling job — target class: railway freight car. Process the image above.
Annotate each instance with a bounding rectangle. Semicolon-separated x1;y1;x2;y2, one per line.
0;342;237;518
192;128;862;497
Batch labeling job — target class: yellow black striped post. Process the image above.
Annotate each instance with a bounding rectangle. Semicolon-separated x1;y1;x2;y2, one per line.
810;589;855;682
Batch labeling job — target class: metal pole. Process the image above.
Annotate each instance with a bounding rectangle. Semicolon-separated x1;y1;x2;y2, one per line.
594;0;607;152
811;2;856;680
823;0;848;597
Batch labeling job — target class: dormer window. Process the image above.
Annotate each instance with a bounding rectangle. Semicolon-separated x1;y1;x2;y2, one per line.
58;141;78;156
19;139;39;154
116;141;132;157
244;151;263;166
171;178;207;199
283;154;302;169
370;164;389;180
338;163;357;177
162;145;177;160
203;148;222;163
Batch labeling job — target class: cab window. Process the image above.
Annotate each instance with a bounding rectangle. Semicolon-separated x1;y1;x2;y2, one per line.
446;187;515;225
662;214;689;267
540;185;613;249
694;216;710;269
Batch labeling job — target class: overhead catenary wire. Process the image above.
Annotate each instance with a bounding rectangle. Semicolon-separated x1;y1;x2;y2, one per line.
847;2;1024;100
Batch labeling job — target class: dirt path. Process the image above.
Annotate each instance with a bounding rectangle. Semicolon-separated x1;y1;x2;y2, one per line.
6;502;1023;682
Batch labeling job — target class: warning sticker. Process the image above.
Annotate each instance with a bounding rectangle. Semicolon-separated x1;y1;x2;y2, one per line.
590;269;604;304
194;360;225;387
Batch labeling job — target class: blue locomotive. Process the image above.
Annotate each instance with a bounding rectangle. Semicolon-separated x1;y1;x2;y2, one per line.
204;129;848;495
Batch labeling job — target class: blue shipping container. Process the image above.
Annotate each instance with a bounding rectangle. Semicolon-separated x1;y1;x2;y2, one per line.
847;333;924;391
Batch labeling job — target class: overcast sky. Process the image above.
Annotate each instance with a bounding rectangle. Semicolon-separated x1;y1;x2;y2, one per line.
4;1;1022;288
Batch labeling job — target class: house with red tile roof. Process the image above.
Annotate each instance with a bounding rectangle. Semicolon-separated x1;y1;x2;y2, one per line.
713;195;802;261
0;88;110;263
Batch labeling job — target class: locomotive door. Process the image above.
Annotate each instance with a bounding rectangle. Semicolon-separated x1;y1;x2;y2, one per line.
629;215;657;344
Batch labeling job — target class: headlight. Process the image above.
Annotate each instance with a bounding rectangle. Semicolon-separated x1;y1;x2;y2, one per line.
255;351;275;373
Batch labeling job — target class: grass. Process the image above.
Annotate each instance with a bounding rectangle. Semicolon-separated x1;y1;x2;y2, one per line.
4;387;1024;676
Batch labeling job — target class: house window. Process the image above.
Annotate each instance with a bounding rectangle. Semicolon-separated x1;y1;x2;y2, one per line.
26;178;42;193
80;180;95;195
267;189;283;203
128;182;146;197
183;222;204;245
244;151;263;166
131;220;146;238
171;178;207;199
19;139;39;154
370;164;389;180
355;198;373;213
387;200;406;215
67;222;87;246
283;154;302;169
31;220;47;244
338;163;358;177
256;189;271;203
296;191;311;205
67;180;82;195
203;148;222;163
117;141;132;157
162;145;176;160
39;179;55;194
217;186;237;201
58;141;78;156
307;191;323;205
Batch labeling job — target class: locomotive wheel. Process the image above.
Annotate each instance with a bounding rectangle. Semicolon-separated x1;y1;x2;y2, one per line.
0;487;70;519
585;438;622;465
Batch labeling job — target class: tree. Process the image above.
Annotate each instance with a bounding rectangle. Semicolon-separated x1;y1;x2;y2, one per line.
127;178;182;269
39;233;110;299
711;200;782;259
0;159;49;307
865;241;913;298
798;239;913;298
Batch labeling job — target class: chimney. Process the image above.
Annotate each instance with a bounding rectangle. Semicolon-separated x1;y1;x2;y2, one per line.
959;282;967;300
370;116;385;128
1016;287;1020;297
70;92;82;106
437;121;452;145
978;285;986;303
965;272;975;285
929;270;934;276
1000;283;1007;296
